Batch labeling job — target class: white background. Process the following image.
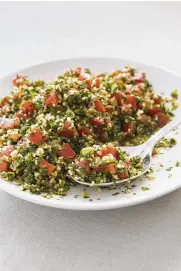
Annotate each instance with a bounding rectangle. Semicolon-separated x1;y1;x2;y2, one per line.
1;2;181;271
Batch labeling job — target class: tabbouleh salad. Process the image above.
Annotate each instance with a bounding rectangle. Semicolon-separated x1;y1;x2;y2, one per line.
0;66;178;196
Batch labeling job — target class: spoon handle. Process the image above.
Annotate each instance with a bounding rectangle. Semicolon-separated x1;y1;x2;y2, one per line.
145;116;181;149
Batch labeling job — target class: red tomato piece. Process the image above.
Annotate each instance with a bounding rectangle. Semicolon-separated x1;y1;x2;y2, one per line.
91;118;105;126
115;91;123;105
94;78;100;88
124;95;137;110
94;98;105;113
95;146;119;160
0;118;20;130
77;159;90;173
58;143;76;160
40;160;55;175
46;92;60;107
105;105;113;112
59;121;75;138
0;160;8;172
154;95;163;104
3;97;10;104
78;127;91;137
104;146;119;159
85;79;92;90
123;122;135;134
95;164;116;174
156;112;169;127
117;164;129;179
147;107;161;116
28;129;48;145
59;129;74;138
21;101;35;113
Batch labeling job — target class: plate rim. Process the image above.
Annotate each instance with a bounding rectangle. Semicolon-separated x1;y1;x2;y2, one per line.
0;56;181;210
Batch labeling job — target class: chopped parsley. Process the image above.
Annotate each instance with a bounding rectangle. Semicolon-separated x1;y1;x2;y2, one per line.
171;89;179;99
141;186;149;191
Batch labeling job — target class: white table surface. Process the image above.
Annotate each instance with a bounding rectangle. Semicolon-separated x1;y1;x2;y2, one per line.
1;2;181;271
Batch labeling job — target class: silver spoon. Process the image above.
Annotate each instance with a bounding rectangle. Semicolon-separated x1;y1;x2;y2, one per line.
72;116;181;187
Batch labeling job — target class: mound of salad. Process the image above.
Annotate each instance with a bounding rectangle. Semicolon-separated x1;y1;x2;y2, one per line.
0;66;178;196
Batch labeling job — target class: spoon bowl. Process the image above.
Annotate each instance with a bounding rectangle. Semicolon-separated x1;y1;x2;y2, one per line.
72;116;181;187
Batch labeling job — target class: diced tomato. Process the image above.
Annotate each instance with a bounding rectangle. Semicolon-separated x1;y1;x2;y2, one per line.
85;79;92;90
105;105;113;112
3;97;10;104
78;127;91;137
45;92;60;107
58;143;76;160
154;95;163;104
59;129;74;138
95;164;116;174
28;129;48;145
117;164;129;179
93;78;100;88
0;160;8;172
78;75;85;81
40;160;55;175
21;101;35;113
77;159;90;173
59;121;75;138
91;118;104;126
156;112;169;127
13;75;24;85
104;146;119;159
0;146;14;157
124;95;137;110
147;106;161;116
95;146;119;160
123;122;135;134
94;98;105;113
115;91;123;105
0;103;3;108
0;118;20;130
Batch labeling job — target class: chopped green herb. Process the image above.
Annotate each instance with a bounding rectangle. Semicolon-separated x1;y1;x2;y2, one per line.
171;89;178;99
124;187;132;194
166;166;173;171
176;161;181;167
141;186;149;191
112;192;120;196
81;191;90;198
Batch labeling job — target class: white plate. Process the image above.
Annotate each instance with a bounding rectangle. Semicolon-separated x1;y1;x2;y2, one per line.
0;57;181;210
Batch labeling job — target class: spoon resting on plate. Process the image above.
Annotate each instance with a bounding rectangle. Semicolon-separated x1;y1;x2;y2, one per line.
72;115;181;187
